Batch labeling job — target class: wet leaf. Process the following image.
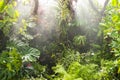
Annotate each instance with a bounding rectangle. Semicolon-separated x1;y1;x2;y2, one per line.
0;0;5;12
112;0;118;6
6;5;15;17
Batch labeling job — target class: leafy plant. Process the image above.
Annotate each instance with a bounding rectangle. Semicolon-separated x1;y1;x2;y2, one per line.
0;1;45;79
52;62;100;80
73;35;86;46
59;48;80;69
7;39;40;62
98;0;120;79
0;48;22;80
100;0;120;59
0;0;19;35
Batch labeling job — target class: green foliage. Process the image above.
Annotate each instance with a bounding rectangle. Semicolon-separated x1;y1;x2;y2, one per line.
1;0;120;80
0;0;5;12
21;62;46;79
52;55;120;80
0;39;43;79
100;0;120;58
0;38;45;79
0;48;22;80
59;48;81;69
19;19;34;40
52;62;100;80
57;0;70;21
112;0;118;6
0;0;19;35
73;35;86;46
8;39;40;62
57;0;75;43
93;59;120;80
109;31;120;57
99;0;120;79
57;0;68;36
31;62;46;76
0;0;46;80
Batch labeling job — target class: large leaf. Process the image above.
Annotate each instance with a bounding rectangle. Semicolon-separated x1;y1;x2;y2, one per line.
22;47;40;62
0;0;5;12
112;0;118;6
7;39;40;62
6;5;15;17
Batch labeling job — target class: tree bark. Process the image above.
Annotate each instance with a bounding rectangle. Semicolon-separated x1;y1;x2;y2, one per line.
33;0;39;15
89;0;110;16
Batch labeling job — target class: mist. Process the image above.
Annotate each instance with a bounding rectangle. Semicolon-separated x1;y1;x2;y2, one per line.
13;0;106;46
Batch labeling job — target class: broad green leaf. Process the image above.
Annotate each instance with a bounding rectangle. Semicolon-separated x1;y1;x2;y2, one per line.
6;63;12;71
0;0;5;12
112;15;119;22
112;0;118;6
53;65;67;74
6;5;15;17
118;67;120;73
74;78;83;80
14;10;19;18
99;23;108;28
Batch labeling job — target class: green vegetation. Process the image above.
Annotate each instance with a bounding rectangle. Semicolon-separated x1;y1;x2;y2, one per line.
0;0;120;80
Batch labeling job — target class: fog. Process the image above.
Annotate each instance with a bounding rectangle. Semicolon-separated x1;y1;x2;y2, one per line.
14;0;106;45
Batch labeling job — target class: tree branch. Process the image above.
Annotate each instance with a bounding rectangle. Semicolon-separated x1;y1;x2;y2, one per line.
33;0;39;15
100;0;110;16
89;0;110;16
88;0;100;15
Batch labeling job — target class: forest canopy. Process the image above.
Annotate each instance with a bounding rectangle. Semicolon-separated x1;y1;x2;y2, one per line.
0;0;120;80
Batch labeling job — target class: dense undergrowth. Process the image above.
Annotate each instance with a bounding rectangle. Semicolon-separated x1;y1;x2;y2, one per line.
0;0;120;80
